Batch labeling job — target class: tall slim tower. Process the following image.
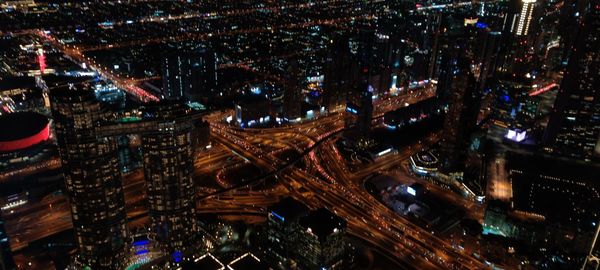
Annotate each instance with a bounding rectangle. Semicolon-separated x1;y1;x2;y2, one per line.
515;0;536;36
440;56;480;172
544;4;600;161
323;34;356;112
50;85;128;269
345;29;375;139
141;102;198;257
283;60;303;120
162;44;192;100
190;46;218;99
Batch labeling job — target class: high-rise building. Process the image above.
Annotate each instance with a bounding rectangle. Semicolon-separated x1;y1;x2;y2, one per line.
490;76;541;134
435;45;460;101
264;198;309;269
295;208;348;270
345;29;375;139
162;43;218;101
440;56;480;172
283;60;303;120
495;0;539;76
0;212;15;270
190;46;218;99
140;102;199;256
543;4;600;161
50;85;129;269
162;44;192;100
476;31;502;92
515;0;536;36
323;34;357;112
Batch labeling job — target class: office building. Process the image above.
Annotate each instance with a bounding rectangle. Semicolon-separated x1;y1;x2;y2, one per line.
322;34;357;112
162;44;192;100
283;60;303;120
190;46;218;99
50;85;128;269
234;95;272;127
544;4;600;161
264;198;309;268
475;31;502;92
295;208;348;270
440;56;480;172
490;76;541;135
515;0;536;36
140;102;199;256
345;29;375;139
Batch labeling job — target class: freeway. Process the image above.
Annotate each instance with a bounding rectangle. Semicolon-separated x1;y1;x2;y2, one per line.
2;85;490;269
200;89;490;269
35;31;159;103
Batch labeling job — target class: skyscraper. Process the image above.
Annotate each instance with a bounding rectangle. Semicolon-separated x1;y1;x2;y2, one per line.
190;46;218;99
162;44;218;101
440;55;480;172
322;34;356;112
283;60;303;120
295;208;348;270
162;44;192;100
515;0;536;36
264;198;309;268
140;102;199;257
544;4;600;161
50;85;129;269
345;29;375;139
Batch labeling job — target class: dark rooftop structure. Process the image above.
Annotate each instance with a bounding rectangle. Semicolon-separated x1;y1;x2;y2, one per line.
299;208;346;242
269;197;309;224
507;151;600;227
0;111;48;142
383;97;442;128
0;111;50;152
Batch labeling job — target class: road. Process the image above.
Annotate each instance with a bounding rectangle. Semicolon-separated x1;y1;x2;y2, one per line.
2;84;491;269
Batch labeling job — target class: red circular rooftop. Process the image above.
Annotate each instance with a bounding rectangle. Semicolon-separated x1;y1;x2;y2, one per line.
0;112;50;152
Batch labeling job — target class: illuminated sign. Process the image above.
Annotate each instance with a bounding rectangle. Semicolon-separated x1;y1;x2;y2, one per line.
377;148;392;157
528;83;558;96
133;240;150;247
346;106;358;114
506;129;527;142
271;211;285;222
476;22;488;29
464;18;479;26
407;186;417;196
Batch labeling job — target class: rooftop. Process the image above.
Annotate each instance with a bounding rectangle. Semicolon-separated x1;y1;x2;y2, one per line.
299;208;346;242
0;111;48;141
269;197;309;223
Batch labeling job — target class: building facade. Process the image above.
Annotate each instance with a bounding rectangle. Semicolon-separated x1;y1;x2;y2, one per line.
544;4;600;161
140;102;199;256
50;85;129;269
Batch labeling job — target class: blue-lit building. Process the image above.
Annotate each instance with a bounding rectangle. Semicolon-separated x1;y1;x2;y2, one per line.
490;76;544;140
264;198;309;269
